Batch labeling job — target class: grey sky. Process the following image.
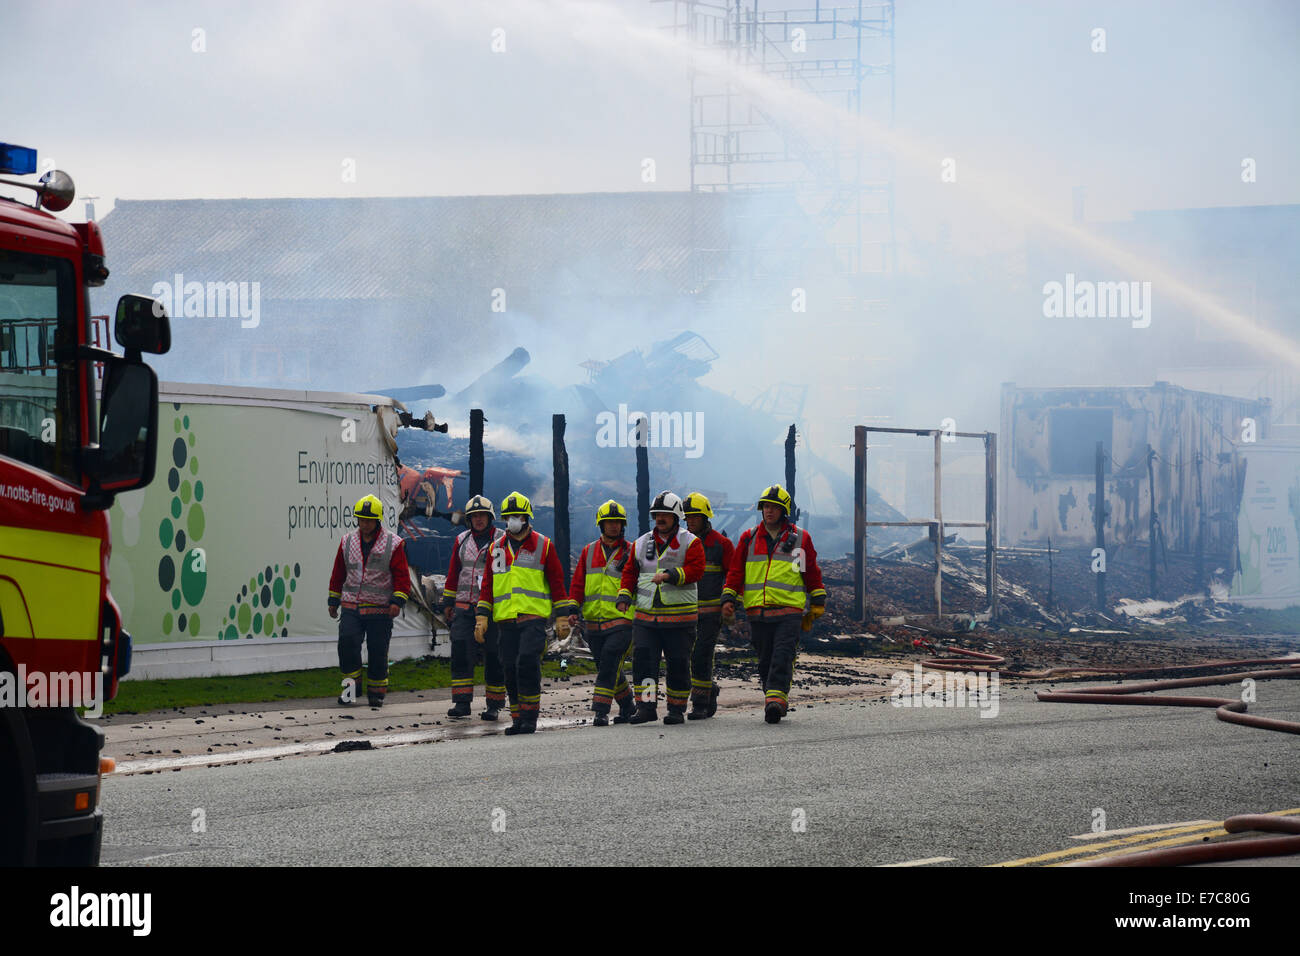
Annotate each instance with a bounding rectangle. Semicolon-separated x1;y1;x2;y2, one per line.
4;0;1297;465
3;0;1296;243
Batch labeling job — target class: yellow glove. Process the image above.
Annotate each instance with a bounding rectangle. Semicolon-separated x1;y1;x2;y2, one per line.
474;616;488;644
554;616;572;639
801;604;826;632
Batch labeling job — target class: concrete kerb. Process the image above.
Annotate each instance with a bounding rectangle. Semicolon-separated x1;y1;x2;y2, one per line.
98;653;930;775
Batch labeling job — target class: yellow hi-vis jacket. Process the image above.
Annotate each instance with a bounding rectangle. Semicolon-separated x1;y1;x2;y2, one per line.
723;521;827;618
476;529;576;623
575;538;635;631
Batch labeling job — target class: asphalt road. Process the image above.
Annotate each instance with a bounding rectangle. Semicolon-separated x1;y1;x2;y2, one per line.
100;680;1300;866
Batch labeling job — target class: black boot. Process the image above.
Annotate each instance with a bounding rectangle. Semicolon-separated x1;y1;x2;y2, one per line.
687;695;711;720
764;702;783;724
663;707;686;725
592;712;609;727
368;695;384;708
628;703;658;724
707;682;720;717
479;704;501;721
447;700;471;719
612;697;636;724
505;712;538;735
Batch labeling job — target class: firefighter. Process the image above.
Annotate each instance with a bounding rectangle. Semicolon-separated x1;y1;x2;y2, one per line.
616;491;705;725
569;500;637;726
720;485;826;724
683;492;733;720
442;494;507;720
475;492;576;735
328;493;412;708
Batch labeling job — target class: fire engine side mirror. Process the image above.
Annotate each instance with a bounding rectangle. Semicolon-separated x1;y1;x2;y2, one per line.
85;358;159;498
114;293;171;356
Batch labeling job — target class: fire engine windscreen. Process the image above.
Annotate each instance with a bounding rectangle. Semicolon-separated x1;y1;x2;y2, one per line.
0;250;79;483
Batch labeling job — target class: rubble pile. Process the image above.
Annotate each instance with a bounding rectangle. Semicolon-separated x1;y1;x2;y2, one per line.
817;543;1237;633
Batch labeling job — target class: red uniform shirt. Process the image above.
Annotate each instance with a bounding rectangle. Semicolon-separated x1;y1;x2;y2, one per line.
722;520;825;616
328;530;413;608
696;527;736;612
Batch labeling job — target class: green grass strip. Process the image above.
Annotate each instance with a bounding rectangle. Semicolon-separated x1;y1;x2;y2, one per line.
104;656;595;715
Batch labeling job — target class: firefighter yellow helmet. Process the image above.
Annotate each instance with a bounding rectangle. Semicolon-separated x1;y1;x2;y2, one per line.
354;494;383;522
500;491;534;519
683;492;714;520
464;494;495;519
756;484;792;516
595;499;628;527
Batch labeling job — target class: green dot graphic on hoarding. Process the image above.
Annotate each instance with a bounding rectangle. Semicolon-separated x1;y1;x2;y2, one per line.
158;408;206;637
150;407;326;643
181;548;207;604
220;561;302;640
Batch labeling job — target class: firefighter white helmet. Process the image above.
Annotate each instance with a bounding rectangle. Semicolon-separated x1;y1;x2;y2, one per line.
649;490;685;522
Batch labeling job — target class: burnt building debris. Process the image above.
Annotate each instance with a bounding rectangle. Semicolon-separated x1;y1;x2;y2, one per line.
999;382;1268;561
389;332;912;578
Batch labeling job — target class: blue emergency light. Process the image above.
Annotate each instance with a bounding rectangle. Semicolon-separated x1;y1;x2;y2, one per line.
0;143;38;176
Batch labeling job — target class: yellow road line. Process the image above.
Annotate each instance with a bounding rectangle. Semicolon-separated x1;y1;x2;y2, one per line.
1060;808;1300;866
992;808;1300;867
1055;830;1226;866
1068;820;1215;841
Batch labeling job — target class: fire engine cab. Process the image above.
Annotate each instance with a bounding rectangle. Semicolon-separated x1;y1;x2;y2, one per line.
0;141;170;865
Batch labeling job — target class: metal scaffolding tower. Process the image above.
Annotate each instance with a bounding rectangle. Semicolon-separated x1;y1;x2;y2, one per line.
657;1;896;286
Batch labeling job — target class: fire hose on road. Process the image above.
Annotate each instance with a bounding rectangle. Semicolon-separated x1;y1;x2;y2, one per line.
912;644;1300;865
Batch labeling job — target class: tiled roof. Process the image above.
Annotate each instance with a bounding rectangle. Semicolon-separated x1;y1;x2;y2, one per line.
98;192;733;304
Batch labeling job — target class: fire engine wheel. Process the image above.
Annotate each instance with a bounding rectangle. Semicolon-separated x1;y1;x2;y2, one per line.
0;669;39;866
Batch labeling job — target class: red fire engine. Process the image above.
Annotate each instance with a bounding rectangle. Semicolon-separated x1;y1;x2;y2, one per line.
0;142;170;865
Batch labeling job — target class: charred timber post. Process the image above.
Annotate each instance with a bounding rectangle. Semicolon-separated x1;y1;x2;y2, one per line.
785;424;798;522
635;415;650;537
1095;440;1106;609
1147;444;1157;597
984;431;998;621
469;409;485;498
553;414;571;583
853;426;866;622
